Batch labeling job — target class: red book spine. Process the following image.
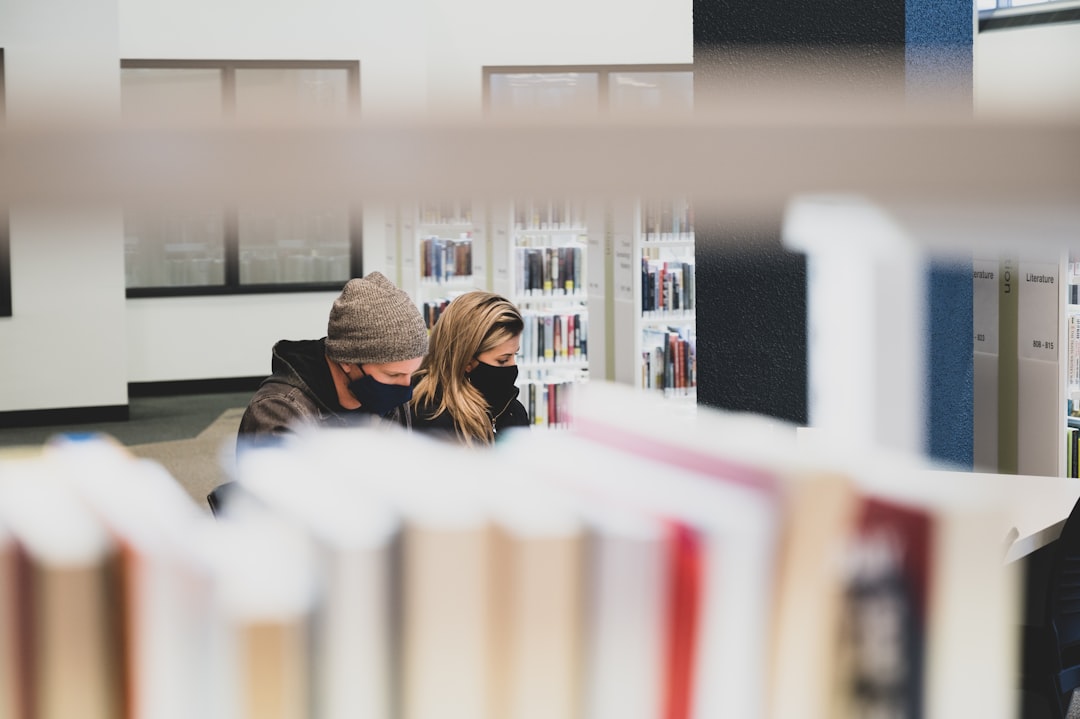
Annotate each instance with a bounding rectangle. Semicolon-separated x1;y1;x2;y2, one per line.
664;522;703;719
547;383;556;427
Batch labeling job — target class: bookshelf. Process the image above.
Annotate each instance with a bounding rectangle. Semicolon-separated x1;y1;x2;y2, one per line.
610;198;696;400
1064;253;1080;478
388;200;490;328
1020;253;1065;479
972;249;1069;478
491;199;592;428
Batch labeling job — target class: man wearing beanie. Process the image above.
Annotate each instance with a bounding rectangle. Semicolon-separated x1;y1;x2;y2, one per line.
237;271;429;445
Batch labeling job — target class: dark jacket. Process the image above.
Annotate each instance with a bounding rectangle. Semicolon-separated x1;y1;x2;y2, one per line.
238;338;411;446
411;383;530;444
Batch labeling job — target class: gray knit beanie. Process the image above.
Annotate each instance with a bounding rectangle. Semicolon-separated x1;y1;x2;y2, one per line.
325;272;429;365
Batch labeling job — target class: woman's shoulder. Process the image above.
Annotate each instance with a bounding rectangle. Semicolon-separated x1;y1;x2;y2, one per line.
411;395;456;429
500;398;532;429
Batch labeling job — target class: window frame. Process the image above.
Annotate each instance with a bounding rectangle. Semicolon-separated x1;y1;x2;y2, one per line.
1;47;9;318
120;59;363;299
978;0;1080;31
482;63;694;115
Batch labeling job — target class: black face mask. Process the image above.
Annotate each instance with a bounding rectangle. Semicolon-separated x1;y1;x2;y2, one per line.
467;362;519;409
347;366;413;417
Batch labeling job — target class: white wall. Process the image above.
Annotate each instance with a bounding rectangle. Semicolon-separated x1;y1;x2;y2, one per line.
117;0;431;119
974;21;1080;119
0;0;692;410
118;0;692;117
125;293;337;383
0;0;129;413
1;208;129;412
116;0;690;385
421;0;693;115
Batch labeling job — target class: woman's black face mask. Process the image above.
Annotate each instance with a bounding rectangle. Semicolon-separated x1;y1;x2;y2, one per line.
348;366;413;417
467;361;519;409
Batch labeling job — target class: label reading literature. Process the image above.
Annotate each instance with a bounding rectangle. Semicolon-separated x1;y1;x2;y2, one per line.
1018;260;1060;362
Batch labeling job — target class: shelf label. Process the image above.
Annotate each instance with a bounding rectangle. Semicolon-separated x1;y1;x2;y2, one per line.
1018;259;1059;362
492;225;509;280
972;257;998;353
613;231;633;302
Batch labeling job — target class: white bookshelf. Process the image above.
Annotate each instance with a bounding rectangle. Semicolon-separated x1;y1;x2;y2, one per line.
970;249;1068;478
1061;252;1080;478
388;200;490;327
490;200;591;381
490;199;593;428
1020;252;1067;479
611;198;697;400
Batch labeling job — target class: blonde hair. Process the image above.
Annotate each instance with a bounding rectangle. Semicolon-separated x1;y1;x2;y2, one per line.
412;291;524;445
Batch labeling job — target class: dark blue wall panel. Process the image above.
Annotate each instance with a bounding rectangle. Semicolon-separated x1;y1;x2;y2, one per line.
925;261;974;467
909;0;974;468
693;0;974;467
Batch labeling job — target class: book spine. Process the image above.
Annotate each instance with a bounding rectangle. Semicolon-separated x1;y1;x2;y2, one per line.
565;247;575;294
549;248;559;295
579;315;588;360
554;315;563;361
536;314;545;363
574;247;583;296
548;383;557;427
642;258;650;314
532;251;543;295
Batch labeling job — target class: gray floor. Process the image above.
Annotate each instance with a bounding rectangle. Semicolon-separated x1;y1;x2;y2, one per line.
0;391;254;449
0;391;254;512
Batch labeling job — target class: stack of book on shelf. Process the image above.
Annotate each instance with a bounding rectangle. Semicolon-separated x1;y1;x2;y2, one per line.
0;437;226;719
0;383;1023;719
641;326;696;397
518;379;573;430
420;235;472;284
641;258;695;316
1067;418;1080;480
519;310;588;366
421;298;450;330
515;246;583;298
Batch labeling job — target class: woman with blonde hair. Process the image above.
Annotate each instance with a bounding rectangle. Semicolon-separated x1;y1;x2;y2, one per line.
411;291;530;445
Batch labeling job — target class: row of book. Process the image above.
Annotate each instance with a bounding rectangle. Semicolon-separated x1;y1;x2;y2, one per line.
0;383;1021;719
420;301;589;367
420;236;473;283
1068;312;1080;393
642;258;695;315
640;198;695;242
516;246;584;297
421;298;450;330
642;326;696;396
513;199;586;232
1066;424;1080;479
520;379;574;429
519;311;588;366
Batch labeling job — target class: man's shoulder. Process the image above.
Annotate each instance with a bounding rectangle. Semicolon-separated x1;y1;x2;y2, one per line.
245;381;320;416
271;338;326;361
